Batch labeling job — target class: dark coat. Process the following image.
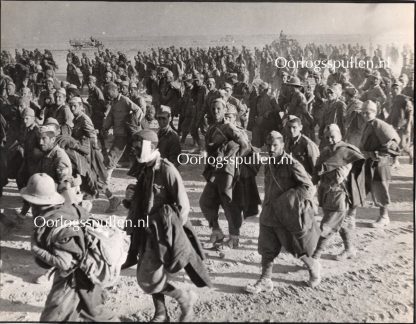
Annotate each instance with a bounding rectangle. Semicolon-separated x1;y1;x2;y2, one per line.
314;141;366;209
148;204;212;288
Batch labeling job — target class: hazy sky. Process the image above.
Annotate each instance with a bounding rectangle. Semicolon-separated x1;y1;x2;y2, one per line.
1;1;414;45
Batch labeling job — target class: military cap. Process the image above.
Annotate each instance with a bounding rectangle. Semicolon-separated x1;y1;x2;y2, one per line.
207;77;216;83
362;100;378;113
222;82;233;90
45;77;54;83
157;105;171;116
225;103;238;116
39;124;57;135
324;123;341;136
230;73;238;83
286;115;302;125
266;131;283;141
61;81;70;88
106;82;118;91
88;75;97;82
133;129;159;144
259;81;269;90
344;86;358;97
370;71;382;79
121;80;130;87
212;98;227;107
39;117;60;135
67;87;81;97
364;68;372;75
129;82;138;89
68;96;82;104
22;108;35;118
286;77;303;87
44;117;60;128
67;84;78;90
56;88;66;96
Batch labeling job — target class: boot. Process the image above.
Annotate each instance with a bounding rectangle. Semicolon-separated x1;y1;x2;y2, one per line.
245;277;274;294
105;196;121;213
164;285;197;322
336;228;357;261
208;228;225;247
312;236;331;260
121;254;138;270
222;235;239;249
371;207;390;228
150;293;170;322
301;255;321;289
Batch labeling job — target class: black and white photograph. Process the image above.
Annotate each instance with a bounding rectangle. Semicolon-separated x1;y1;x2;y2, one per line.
0;1;414;322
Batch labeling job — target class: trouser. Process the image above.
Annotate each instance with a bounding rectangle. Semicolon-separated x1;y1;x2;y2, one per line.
106;135;127;170
257;223;317;279
370;180;390;208
137;236;169;294
257;223;283;263
199;181;243;236
40;271;111;322
397;126;412;156
320;209;347;238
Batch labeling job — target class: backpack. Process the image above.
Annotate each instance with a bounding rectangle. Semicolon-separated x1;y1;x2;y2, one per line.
78;217;128;288
50;211;128;288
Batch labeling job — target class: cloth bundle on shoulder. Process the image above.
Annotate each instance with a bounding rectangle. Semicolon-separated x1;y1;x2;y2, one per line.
51;215;128;288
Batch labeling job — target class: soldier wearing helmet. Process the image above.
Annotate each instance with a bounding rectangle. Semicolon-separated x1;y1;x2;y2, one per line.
21;173;111;321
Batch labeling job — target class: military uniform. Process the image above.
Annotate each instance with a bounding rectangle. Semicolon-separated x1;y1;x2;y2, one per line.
387;94;413;155
45;104;74;136
319;99;346;148
17;123;42;188
103;93;141;170
360;85;387;108
259;152;318;260
249;92;280;148
344;98;366;147
157;125;181;167
32;204;111;321
225;95;247;128
359;118;400;210
204;89;221;125
287;90;314;140
199;121;250;237
285;134;319;176
37;144;73;185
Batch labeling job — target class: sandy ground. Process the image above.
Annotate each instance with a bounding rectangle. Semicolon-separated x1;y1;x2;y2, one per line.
0;145;414;322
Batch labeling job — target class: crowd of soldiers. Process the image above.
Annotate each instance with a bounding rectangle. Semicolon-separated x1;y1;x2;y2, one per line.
0;34;414;321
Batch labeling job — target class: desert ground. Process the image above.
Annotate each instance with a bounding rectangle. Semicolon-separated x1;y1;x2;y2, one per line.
0;140;414;322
